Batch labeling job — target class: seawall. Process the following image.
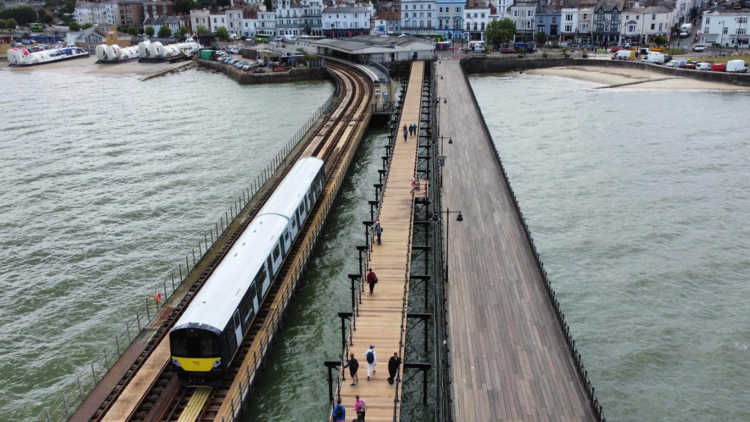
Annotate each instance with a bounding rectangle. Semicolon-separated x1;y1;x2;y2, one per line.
196;59;330;84
462;57;750;87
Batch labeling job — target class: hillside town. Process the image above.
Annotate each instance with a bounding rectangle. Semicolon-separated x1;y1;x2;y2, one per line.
1;0;748;44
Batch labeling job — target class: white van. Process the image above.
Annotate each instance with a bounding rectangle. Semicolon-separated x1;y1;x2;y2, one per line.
726;59;748;73
612;50;634;60
642;52;665;64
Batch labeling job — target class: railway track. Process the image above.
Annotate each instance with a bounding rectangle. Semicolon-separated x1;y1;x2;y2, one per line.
87;62;372;422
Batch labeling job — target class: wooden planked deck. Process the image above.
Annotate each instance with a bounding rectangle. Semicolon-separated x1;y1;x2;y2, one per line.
437;60;596;421
334;61;425;422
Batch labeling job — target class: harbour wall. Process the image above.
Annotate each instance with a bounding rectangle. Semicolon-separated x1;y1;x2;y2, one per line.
462;57;750;87
196;59;330;84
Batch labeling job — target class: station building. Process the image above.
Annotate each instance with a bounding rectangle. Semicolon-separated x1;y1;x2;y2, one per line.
312;34;436;62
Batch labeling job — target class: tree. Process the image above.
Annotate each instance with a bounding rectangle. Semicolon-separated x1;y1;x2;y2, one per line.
216;0;230;7
0;19;6;31
127;25;138;36
653;35;667;47
68;20;79;31
216;26;229;41
5;17;15;29
263;0;273;11
157;25;172;38
0;6;38;26
81;22;93;29
64;0;74;13
145;25;155;37
484;18;516;50
0;0;5;9
534;31;547;46
197;25;208;34
179;25;189;37
175;0;195;14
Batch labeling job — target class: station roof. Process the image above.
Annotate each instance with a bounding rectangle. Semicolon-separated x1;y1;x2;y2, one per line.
313;35;434;55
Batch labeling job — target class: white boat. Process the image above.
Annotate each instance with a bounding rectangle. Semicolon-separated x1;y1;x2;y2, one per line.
7;46;89;67
95;44;140;63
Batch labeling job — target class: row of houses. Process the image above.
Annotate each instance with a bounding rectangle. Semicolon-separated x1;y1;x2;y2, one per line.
384;0;705;43
699;3;750;48
189;2;371;39
74;0;175;27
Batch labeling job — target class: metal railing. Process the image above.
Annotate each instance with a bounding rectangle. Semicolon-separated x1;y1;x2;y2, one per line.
36;91;336;422
457;58;606;422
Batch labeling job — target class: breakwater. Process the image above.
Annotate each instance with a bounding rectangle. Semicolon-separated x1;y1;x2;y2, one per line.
196;59;330;84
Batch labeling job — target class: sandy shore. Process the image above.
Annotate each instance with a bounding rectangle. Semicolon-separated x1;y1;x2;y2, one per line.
527;66;749;90
1;55;191;77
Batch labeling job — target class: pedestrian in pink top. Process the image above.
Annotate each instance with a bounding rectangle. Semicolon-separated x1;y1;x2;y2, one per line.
354;395;367;421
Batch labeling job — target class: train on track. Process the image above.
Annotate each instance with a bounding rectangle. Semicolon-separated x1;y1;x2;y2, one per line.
169;157;325;386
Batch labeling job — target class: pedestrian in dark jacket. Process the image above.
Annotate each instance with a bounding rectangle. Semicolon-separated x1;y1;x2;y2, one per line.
403;127;408;142
366;268;378;294
343;352;360;386
387;352;401;385
375;222;383;245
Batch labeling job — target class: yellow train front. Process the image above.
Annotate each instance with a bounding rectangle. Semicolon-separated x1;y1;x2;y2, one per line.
169;157;325;386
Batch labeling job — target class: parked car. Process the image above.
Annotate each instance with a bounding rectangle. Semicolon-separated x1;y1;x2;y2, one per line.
612;50;635;60
696;62;712;71
610;46;623;52
500;48;515;54
711;63;726;72
673;59;687;68
726;59;748;73
227;48;238;54
663;54;673;63
242;63;258;71
683;62;696;69
234;60;248;68
623;42;631;48
642;52;665;64
692;44;705;52
665;60;677;67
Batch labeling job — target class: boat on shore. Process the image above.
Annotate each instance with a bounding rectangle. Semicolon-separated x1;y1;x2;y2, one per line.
95;44;140;64
7;46;89;67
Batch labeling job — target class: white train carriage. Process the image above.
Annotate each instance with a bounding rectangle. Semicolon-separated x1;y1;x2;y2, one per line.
170;157;325;385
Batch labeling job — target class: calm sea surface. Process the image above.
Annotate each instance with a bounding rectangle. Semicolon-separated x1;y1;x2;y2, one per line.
0;69;333;421
471;74;750;422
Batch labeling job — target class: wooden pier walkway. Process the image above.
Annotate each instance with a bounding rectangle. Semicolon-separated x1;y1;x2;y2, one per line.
334;61;424;422
437;59;596;421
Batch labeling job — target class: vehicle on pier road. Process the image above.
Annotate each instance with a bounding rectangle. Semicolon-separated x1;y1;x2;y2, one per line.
169;157;326;386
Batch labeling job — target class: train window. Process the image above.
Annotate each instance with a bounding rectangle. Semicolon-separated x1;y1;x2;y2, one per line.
202;339;216;356
253;266;267;287
299;204;305;215
172;331;219;358
171;336;188;356
292;217;297;229
233;312;241;330
240;291;254;323
273;244;280;260
308;192;314;205
284;230;290;240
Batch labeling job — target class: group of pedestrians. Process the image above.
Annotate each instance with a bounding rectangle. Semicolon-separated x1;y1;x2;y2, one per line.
335;348;404;421
402;123;418;141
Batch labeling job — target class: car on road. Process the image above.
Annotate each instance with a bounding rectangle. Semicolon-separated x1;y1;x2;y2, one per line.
683;62;696;69
610;46;623;52
692;44;705;52
663;54;673;63
665;60;677;67
227;48;238;54
696;62;712;71
726;59;748;73
499;48;515;54
711;63;726;71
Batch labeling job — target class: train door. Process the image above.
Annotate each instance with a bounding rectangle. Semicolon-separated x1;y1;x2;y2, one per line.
265;256;274;292
281;229;291;257
270;242;282;274
297;200;307;224
232;310;243;347
290;213;299;239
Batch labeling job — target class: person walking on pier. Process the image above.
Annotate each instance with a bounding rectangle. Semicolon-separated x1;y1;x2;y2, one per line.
412;123;418;137
366;268;378;294
374;222;383;245
343;352;360;386
403;126;408;142
354;395;367;421
365;345;377;380
387;352;402;385
332;398;346;422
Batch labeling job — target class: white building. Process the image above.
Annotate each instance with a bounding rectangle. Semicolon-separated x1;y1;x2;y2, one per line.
258;10;277;36
322;5;372;37
104;2;119;26
242;18;258;37
190;9;211;32
210;14;227;32
401;0;436;33
225;9;244;36
510;0;536;41
464;1;491;41
75;2;112;25
374;10;402;34
621;4;674;44
701;9;750;48
144;16;184;35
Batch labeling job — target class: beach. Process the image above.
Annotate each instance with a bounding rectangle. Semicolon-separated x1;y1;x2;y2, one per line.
527;66;750;90
1;55;192;77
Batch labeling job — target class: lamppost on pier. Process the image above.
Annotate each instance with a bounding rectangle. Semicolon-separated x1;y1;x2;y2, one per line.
432;209;464;284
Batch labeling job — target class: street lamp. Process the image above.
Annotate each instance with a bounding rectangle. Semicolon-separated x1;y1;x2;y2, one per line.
719;20;725;56
432;209;463;284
